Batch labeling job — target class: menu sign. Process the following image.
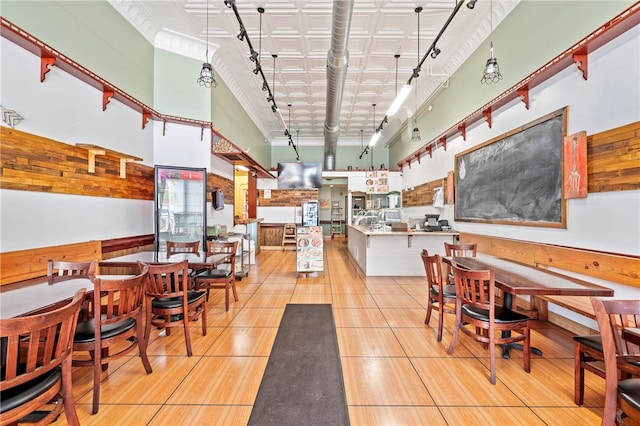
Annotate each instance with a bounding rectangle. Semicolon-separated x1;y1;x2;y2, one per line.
365;170;389;194
296;226;324;273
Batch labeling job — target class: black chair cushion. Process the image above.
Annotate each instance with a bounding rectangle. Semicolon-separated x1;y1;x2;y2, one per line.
430;285;456;298
0;367;61;413
462;305;531;324
619;378;640;412
152;291;206;309
196;268;232;279
74;318;136;343
573;334;602;351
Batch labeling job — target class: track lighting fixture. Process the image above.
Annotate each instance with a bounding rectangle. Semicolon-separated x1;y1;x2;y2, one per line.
253;64;261;75
262;81;268;91
271;104;278;113
467;0;478;9
197;0;217;88
431;47;441;59
237;27;246;41
249;50;258;63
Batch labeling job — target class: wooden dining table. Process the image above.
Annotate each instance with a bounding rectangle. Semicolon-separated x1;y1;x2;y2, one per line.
0;276;96;319
443;254;614;357
98;251;230;270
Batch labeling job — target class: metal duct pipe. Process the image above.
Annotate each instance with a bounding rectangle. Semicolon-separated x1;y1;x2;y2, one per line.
323;0;354;170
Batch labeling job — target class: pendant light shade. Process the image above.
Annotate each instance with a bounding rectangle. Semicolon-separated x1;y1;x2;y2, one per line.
411;126;421;143
481;0;502;84
197;0;217;88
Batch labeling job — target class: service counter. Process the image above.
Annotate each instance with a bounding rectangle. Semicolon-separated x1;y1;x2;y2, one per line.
348;225;459;276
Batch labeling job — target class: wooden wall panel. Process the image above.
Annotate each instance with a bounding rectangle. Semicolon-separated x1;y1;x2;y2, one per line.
459;232;639;288
258;189;318;207
1;127;154;200
0;127;234;205
0;241;102;285
587;121;640;193
402;178;450;207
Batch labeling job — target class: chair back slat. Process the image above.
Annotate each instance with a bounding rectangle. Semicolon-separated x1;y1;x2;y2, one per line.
166;240;200;256
140;260;190;297
444;242;477;258
421;250;443;291
47;259;97;278
93;267;148;327
206;240;238;274
0;289;85;390
452;264;495;313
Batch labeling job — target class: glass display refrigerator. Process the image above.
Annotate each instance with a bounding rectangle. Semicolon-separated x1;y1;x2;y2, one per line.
301;201;318;226
155;166;207;252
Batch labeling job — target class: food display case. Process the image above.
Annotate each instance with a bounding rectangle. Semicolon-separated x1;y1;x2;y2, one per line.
296;226;324;275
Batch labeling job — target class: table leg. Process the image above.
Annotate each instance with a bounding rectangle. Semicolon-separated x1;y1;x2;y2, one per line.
501;293;543;359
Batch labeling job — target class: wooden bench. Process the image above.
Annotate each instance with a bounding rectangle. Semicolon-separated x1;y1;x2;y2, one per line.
0;241;102;285
459;232;640;335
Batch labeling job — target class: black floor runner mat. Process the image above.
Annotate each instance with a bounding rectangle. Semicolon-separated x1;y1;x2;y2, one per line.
248;304;350;426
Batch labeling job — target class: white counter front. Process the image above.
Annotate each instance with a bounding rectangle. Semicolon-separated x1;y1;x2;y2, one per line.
347;225;458;276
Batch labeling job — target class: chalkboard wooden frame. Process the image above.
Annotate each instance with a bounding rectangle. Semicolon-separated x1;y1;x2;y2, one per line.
454;107;567;228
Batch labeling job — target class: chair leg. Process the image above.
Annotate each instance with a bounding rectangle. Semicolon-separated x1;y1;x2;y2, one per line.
523;324;531;373
136;314;152;374
574;343;585;405
92;354;102;414
61;358;80;426
182;315;193;357
425;299;433;325
447;308;462;355
489;333;496;385
225;284;230;311
231;281;239;302
200;301;207;336
437;305;444;342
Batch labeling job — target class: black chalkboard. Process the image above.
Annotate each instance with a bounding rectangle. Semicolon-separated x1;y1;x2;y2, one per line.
454;108;567;227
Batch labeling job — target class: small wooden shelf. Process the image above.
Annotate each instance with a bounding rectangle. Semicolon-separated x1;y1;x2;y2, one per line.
76;143;142;178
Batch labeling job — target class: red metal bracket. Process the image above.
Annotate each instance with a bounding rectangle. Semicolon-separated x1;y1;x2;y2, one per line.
482;107;492;128
415;152;421;164
406;160;412;169
517;86;530;110
40;56;55;82
457;123;466;141
573;53;588;80
163;120;167;136
102;89;114;111
201;125;206;141
427;146;433;158
142;111;152;129
439;136;447;151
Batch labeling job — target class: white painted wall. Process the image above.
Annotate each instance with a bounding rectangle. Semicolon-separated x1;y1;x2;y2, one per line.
0;36;233;251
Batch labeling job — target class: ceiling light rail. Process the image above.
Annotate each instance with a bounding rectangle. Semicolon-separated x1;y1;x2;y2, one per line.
371;0;471;149
224;0;297;155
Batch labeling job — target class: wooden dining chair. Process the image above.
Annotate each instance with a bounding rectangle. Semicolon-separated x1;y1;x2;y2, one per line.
166;240;200;256
447;264;531;385
0;289;85;426
443;242;477;283
47;259;97;319
421;250;456;342
47;259;97;278
140;259;207;357
591;298;640;426
72;266;152;414
194;240;238;311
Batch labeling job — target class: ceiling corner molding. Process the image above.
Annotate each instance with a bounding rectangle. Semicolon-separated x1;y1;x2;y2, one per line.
107;0;160;45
